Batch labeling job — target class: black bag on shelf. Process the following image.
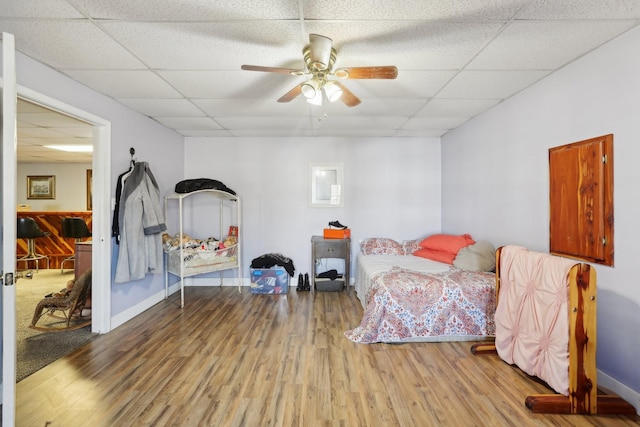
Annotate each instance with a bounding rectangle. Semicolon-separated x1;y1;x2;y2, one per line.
174;178;236;195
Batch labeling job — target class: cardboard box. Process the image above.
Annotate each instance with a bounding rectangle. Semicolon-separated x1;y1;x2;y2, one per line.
323;228;351;239
250;267;289;294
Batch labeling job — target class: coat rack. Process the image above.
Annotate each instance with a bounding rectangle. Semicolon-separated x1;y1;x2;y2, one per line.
130;147;136;168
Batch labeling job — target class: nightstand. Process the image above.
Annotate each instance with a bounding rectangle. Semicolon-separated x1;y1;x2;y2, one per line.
311;235;350;293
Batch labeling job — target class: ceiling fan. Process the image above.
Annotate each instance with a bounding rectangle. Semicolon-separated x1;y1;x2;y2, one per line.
241;34;398;107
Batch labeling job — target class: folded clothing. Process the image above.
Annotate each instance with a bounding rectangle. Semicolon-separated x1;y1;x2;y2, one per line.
317;269;339;280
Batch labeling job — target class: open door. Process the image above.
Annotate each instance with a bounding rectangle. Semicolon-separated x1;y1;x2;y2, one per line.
1;32;18;426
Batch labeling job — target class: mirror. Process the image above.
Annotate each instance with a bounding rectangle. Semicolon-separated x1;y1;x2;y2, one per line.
309;163;343;207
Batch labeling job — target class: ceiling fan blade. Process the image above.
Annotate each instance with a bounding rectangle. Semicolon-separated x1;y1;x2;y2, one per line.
308;34;333;70
334;66;398;79
333;82;361;107
241;65;304;75
277;84;303;103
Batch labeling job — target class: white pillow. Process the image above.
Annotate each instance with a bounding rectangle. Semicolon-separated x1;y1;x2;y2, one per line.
453;240;496;272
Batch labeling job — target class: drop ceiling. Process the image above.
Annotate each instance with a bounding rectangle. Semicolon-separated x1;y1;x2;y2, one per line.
3;0;640;162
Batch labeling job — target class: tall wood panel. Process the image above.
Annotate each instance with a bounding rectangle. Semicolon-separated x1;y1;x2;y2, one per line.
16;211;92;270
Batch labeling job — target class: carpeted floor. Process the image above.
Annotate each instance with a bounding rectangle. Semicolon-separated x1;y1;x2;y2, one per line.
16;269;96;382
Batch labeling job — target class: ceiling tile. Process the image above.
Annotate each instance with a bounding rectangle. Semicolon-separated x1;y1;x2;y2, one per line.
18;112;88;127
416;99;501;117
159;70;308;99
69;0;300;20
227;129;318;137
177;130;233;137
310;116;408;131
396;129;449;137
0;20;145;69
304;0;529;20
437;70;550;99
153;117;222;130
401;116;470;131
216;117;316;131
0;0;83;18
18;127;73;138
342;70;456;99
469;20;639;70
55;127;94;138
315;99;426;117
101;21;304;70
193;99;312;117
63;70;183;98
304;21;505;69
116;99;205;117
518;0;640;19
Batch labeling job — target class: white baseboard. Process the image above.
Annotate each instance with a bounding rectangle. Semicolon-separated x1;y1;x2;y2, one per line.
110;287;168;330
598;369;640;415
186;276;250;287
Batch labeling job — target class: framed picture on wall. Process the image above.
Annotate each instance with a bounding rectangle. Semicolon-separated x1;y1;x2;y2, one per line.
27;175;56;199
87;169;93;210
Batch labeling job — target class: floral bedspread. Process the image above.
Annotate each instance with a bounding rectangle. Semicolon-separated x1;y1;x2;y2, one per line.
345;267;496;344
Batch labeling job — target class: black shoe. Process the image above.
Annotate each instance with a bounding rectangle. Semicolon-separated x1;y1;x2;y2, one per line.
304;273;311;291
328;220;347;229
297;273;304;291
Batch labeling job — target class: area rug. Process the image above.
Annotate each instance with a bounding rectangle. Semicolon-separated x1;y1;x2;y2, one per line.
16;269;97;382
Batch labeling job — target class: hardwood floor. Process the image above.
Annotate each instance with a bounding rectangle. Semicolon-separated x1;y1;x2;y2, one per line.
16;286;639;426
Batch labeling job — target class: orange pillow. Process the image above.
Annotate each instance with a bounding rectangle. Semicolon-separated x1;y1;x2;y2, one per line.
419;234;475;254
413;248;456;264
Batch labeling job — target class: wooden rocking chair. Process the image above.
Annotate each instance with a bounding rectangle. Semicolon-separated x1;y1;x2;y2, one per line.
29;269;92;332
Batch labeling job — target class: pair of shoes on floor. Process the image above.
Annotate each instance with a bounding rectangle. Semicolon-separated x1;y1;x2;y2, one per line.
328;220;348;229
296;273;311;291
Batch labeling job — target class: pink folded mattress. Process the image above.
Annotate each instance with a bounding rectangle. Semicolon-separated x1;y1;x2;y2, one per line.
494;245;577;396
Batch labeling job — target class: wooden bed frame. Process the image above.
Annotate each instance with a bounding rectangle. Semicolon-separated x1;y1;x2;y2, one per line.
471;246;635;415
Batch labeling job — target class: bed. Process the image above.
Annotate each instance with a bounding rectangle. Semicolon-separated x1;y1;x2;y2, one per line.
344;236;497;344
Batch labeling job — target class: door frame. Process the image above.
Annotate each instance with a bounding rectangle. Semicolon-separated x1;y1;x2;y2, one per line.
15;86;112;334
2;31;18;425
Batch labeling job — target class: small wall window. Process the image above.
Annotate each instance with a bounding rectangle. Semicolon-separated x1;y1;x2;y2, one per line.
549;134;613;266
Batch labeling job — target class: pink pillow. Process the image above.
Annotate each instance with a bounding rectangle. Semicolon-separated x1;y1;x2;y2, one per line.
413;248;456;264
360;238;404;255
419;234;475;254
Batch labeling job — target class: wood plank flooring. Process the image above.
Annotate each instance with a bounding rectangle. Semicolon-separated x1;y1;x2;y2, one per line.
16;286;639;426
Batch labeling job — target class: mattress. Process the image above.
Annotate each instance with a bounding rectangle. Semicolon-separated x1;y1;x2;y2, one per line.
347;252;496;343
354;252;450;308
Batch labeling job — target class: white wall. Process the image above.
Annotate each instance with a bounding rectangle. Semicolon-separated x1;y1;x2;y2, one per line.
442;26;640;404
17;162;92;211
184;137;441;277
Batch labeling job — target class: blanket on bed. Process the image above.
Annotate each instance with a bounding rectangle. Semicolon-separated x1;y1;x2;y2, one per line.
345;267;496;344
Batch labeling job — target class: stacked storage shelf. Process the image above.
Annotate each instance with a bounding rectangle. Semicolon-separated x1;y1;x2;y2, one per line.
164;189;241;308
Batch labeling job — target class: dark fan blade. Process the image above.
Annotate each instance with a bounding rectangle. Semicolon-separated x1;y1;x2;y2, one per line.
277;84;303;103
333;82;361;107
334;66;398;79
241;65;303;75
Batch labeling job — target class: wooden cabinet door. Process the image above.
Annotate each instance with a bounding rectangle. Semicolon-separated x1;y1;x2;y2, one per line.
549;134;613;266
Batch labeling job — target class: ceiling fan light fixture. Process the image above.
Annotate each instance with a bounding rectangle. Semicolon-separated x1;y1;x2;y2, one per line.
307;91;323;106
324;81;343;102
301;78;320;99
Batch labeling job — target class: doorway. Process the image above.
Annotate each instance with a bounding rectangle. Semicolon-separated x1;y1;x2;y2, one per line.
15;86;112;337
15;98;95;380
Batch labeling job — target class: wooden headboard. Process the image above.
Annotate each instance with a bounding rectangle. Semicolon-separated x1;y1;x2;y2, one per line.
472;245;635;415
